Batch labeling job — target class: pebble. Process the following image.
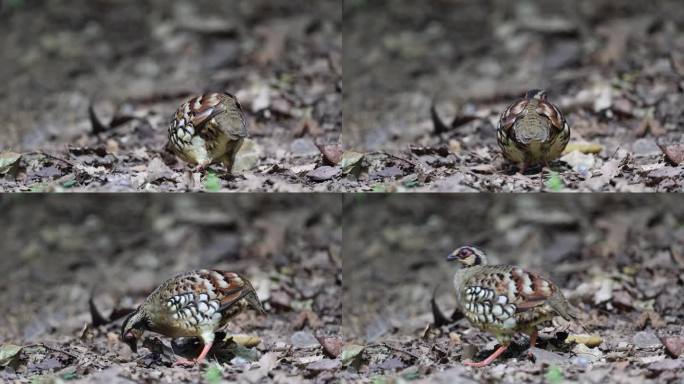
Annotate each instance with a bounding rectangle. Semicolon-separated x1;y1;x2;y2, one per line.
632;138;661;157
632;331;661;349
290;331;319;348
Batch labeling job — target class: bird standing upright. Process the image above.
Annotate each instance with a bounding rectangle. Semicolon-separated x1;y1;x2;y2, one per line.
167;93;248;173
447;246;578;367
496;90;570;184
121;270;265;366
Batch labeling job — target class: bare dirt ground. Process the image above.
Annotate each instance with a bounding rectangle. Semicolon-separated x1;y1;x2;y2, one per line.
343;194;684;383
343;0;684;192
0;0;341;192
0;195;342;383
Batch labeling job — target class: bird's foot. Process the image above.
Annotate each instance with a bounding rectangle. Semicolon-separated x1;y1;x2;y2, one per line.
172;357;197;367
462;344;510;368
463;359;494;368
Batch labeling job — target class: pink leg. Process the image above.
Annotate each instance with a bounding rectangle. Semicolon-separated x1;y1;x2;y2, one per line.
172;342;213;367
195;341;213;364
463;344;509;367
173;357;196;367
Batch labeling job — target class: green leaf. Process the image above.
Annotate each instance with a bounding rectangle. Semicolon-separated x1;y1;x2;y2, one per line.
0;152;21;175
29;183;47;192
204;363;223;384
0;344;22;366
545;365;564;384
371;183;387;192
544;170;563;191
370;376;387;384
203;172;221;192
339;151;364;174
62;178;77;188
402;370;421;380
340;344;364;365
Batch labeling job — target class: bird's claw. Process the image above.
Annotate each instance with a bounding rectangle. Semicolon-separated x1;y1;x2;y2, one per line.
172;357;197;367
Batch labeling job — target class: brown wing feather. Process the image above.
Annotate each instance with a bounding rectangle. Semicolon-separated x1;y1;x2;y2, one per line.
535;99;565;132
499;99;528;134
509;268;556;312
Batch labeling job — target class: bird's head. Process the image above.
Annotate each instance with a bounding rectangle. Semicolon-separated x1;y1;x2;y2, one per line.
524;89;548;101
446;245;488;267
120;307;149;353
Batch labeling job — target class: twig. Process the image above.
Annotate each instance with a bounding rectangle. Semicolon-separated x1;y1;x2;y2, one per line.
367;151;418;168
23;151;76;168
381;342;421;360
24;343;79;360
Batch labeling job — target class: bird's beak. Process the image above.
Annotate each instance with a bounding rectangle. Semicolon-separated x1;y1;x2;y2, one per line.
446;251;458;261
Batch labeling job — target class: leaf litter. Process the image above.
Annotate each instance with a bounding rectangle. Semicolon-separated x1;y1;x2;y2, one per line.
0;0;341;192
0;195;341;383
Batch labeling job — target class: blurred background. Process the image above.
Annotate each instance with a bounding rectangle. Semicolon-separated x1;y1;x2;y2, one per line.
343;194;684;339
0;194;341;381
341;194;684;381
344;0;683;150
0;0;341;191
343;0;684;192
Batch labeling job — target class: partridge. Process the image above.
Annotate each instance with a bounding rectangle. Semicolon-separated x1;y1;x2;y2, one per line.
447;246;577;367
497;89;570;177
167;92;248;172
121;270;265;366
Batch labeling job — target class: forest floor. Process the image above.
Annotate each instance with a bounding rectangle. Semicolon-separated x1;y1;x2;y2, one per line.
0;0;341;192
342;0;684;192
0;195;342;383
342;194;684;383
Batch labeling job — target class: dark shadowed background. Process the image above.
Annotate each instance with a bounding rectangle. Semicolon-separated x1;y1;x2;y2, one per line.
342;193;684;382
0;0;342;191
0;194;341;382
343;0;684;192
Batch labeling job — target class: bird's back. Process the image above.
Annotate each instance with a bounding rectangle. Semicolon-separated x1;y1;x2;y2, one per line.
143;270;256;337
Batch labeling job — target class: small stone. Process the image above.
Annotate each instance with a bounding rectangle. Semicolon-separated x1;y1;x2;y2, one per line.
290;138;320;157
632;331;661;349
306;166;341;181
528;347;568;364
290;331;319;349
306;358;341;371
661;336;684;357
632;138;661;157
660;144;684;165
317;336;344;358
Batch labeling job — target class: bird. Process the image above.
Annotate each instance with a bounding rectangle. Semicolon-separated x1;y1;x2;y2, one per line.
167;92;248;173
496;89;570;182
121;269;266;366
447;245;578;367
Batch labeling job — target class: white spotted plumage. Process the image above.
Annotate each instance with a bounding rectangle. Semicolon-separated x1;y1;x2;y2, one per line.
447;246;579;366
120;269;266;366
